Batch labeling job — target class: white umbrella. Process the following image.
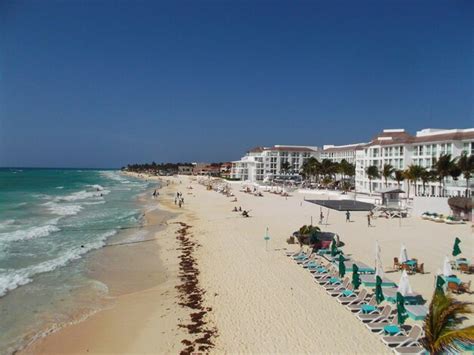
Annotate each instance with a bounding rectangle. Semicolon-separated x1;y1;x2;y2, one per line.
399;244;409;263
397;270;413;296
375;241;384;278
443;256;453;277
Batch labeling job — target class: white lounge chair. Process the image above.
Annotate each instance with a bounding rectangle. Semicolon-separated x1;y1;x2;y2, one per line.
346;295;376;312
382;326;422;347
393;344;426;355
337;288;368;305
357;305;392;323
365;313;398;333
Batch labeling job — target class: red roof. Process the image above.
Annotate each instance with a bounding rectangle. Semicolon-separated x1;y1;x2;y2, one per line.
367;130;474;146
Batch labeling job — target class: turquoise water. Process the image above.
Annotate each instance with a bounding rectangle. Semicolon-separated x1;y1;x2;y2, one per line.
0;169;151;353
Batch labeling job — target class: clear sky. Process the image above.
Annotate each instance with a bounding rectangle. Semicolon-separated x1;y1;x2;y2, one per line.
1;0;472;168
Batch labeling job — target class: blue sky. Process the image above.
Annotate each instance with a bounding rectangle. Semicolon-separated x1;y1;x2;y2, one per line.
1;0;472;168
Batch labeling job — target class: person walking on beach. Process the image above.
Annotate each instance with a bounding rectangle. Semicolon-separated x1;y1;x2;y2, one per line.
367;212;371;227
319;211;324;224
178;200;182;208
346;210;350;222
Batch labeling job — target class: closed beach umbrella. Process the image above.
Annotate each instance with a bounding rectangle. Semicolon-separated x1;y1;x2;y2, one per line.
352;264;361;290
396;292;408;325
443;256;453;277
375;241;384;278
399;244;408;263
452;237;462;257
331;238;338;257
375;275;384;304
435;275;445;294
397;270;413;296
338;254;346;278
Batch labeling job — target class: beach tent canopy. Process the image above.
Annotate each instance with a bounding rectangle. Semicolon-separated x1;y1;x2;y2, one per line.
305;199;375;212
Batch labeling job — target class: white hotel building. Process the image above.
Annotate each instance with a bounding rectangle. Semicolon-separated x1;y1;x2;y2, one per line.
355;128;474;196
319;143;368;164
230;145;319;182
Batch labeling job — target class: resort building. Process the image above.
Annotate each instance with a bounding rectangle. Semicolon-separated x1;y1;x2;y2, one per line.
319;143;367;164
231;145;319;183
355;128;474;197
178;165;193;175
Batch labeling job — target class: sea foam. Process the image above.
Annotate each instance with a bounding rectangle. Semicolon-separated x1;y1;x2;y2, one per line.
0;229;117;297
0;222;60;242
43;202;83;216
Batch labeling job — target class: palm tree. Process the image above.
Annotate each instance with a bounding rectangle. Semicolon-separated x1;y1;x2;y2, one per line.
405;164;425;196
457;152;474;197
382;164;395;187
280;161;291;174
420;168;434;196
421;290;474;354
435;154;455;197
338;159;350;186
394;169;405;189
365;165;380;195
403;168;415;198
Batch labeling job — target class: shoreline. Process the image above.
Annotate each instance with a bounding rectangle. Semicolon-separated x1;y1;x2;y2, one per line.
20;174;193;354
21;172;473;354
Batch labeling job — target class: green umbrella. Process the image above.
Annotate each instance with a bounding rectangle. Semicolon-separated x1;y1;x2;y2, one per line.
352;264;361;290
338;254;346;278
452;237;462;257
331;238;338;257
375;275;384;304
396;292;408;324
436;275;446;294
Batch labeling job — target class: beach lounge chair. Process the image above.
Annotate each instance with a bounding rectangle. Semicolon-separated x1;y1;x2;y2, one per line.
459;264;474;274
357;305;391;323
382;325;422;348
365;312;398;333
393;345;426;355
328;284;354;297
447;281;471;294
337;288;367;305
314;270;336;285
324;277;349;292
346;295;376;312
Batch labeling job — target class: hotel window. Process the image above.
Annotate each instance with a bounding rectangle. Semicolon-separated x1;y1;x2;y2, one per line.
446;143;452;154
440;144;446;154
425;145;431;156
399;147;404;155
431;145;437;156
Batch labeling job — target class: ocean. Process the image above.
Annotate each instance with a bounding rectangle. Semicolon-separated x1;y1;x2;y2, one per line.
0;168;153;354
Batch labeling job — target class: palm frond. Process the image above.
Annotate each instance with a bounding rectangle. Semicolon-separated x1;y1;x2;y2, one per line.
422;290;474;354
434;326;474;353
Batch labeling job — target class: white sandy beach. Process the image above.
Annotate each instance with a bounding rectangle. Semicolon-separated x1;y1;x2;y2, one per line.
24;173;473;354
